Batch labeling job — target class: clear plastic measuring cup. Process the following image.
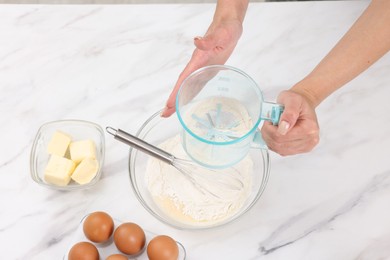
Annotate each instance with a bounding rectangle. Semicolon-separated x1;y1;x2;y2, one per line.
176;65;283;168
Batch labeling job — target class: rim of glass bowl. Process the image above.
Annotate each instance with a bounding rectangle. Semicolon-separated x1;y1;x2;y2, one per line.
30;119;105;190
128;110;271;230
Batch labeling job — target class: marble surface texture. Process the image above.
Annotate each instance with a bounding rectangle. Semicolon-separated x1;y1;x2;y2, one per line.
1;1;390;259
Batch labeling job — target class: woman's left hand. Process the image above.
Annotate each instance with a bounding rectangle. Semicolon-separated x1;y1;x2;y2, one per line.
161;19;243;117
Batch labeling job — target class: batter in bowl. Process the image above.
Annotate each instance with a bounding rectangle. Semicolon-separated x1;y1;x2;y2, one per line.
145;134;254;226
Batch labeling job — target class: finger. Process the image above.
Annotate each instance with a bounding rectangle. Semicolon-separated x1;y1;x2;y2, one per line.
195;32;233;53
161;105;176;117
276;91;303;135
269;139;317;156
261;122;298;146
194;35;216;51
263;119;319;141
261;122;319;156
267;135;319;156
161;78;183;117
262;130;318;156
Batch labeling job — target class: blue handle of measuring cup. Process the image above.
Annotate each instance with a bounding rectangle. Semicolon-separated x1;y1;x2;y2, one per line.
251;102;284;150
261;102;284;125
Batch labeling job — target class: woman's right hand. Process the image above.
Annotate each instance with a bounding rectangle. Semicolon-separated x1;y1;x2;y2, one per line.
161;18;243;117
261;90;320;156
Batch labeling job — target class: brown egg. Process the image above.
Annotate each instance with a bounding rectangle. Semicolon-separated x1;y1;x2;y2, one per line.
68;241;99;260
147;235;179;260
105;254;128;260
113;222;146;255
83;211;114;243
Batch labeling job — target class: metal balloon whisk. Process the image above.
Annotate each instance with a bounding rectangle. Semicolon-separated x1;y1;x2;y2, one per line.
106;127;244;198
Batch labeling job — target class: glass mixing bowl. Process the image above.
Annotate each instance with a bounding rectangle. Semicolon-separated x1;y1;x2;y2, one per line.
128;110;270;230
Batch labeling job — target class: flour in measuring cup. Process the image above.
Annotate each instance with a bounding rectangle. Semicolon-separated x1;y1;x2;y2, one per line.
185;96;253;142
145;135;253;225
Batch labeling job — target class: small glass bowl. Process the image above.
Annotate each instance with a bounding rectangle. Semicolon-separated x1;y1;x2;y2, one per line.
128;110;270;230
30;119;105;190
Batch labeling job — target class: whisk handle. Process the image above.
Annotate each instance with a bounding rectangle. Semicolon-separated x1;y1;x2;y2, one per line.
106;127;174;165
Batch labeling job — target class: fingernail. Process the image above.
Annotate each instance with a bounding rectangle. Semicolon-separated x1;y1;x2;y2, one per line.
277;121;290;135
160;107;168;117
194;36;203;41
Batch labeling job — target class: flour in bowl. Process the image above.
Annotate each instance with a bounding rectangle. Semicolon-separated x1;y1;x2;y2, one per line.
145;135;253;226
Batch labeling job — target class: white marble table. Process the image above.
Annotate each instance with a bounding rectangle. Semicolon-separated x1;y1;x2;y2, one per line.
1;1;390;259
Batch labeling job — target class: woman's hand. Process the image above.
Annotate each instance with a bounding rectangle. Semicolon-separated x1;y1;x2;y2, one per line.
261;90;320;156
262;0;390;156
161;19;243;117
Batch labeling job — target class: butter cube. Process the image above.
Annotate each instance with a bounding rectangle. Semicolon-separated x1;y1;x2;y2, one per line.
69;139;96;164
47;131;72;157
44;154;76;186
71;158;99;185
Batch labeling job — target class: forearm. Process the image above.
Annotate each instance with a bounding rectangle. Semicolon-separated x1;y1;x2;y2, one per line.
213;0;249;23
292;0;390;108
